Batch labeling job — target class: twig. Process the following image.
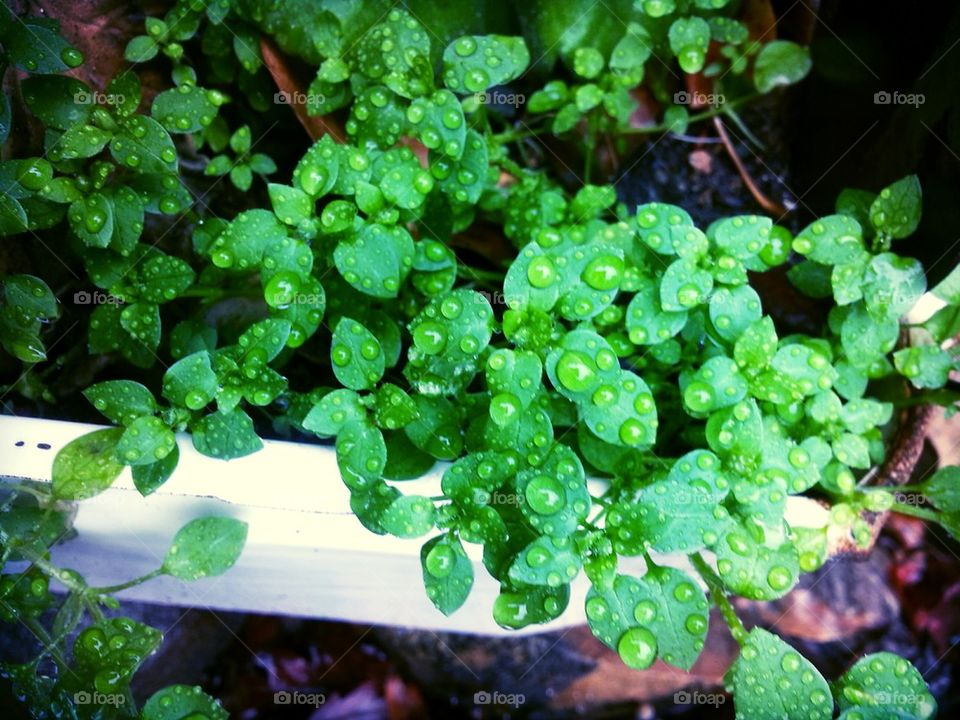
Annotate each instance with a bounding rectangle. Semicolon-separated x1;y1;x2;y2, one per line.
259;36;345;142
712;116;788;216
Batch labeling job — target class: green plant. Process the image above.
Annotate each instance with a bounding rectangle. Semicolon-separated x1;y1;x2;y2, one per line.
1;0;957;718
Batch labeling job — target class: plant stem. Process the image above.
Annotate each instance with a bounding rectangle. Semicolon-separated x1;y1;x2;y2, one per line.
458;264;505;284
23;615;72;669
619;93;760;136
892;501;941;523
90;568;164;595
691;552;748;645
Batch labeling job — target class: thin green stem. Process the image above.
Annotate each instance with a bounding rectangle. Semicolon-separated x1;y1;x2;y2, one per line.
89;568;164;595
23;614;72;669
691;552;748;645
892;501;940;523
458;264;505;284
618;94;760;136
2;483;50;502
498;155;527;178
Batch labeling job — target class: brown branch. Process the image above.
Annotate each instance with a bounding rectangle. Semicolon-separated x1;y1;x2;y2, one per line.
259;36;345;143
713;116;788;216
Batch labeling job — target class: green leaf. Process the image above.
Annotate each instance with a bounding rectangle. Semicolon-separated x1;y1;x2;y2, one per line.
509;535;581;586
374;146;435;209
355;8;433;99
131;445;179;496
336;420;386;491
861;252;926;320
117;415;176;466
209;209;288;271
493;584;569;629
120;301;161;352
442;35;530;93
684;356;748;412
635;202;694;255
407;90;466;160
769;344;836;399
59;121;111;160
84;380;157;426
68;193;113;248
433;129;488;204
421;535;474;615
373;383;419;430
71;617;161;692
303;389;366;436
109;115;178;174
792;215;864;265
869;175;921;240
293;135;339;197
153;84;219;133
441;451;516;509
106;185;146;255
331;317;385;391
516;445;589;537
22;75;92;130
0;194;28;235
137;254;195;303
715;525;799;600
269;183;314;227
735;316;778;370
731;628;831;719
485;348;543;409
6;20;79;73
660;258;713;311
142;685;228;720
753;40;812;93
919;466;960;513
405;395;463;460
710;285;763;343
382;494;436;538
163;351;217;409
334;223;415;298
931;263;960;305
406;289;495;395
586;567;709;670
609;450;728;554
230;164;254;191
192;409;263;459
833;652;936;719
107;71;142;117
788;260;833;298
668;17;710;73
126;35;159;62
581;370;658;448
52;428;125;500
894;345;954;389
841;304;899;368
3;274;58;321
163;516;248;580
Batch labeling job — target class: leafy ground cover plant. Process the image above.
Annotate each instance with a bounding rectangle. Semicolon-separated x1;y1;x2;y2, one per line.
1;0;958;717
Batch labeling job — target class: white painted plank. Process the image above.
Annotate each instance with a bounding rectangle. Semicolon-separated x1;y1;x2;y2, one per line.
0;415;827;634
